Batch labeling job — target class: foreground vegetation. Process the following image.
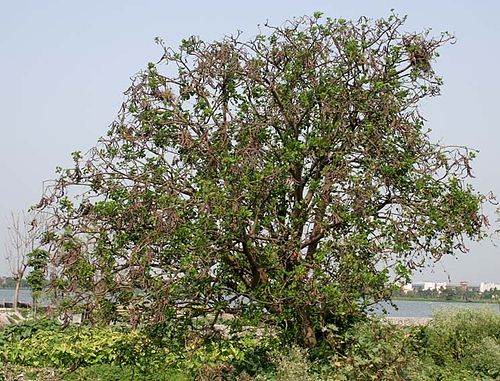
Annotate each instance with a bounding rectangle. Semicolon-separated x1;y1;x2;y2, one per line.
0;309;498;380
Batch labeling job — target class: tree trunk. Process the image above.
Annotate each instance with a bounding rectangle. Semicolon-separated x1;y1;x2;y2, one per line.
300;309;317;348
13;278;21;311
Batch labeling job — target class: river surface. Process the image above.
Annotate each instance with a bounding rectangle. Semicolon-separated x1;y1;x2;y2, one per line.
0;289;32;304
374;299;500;317
0;290;498;317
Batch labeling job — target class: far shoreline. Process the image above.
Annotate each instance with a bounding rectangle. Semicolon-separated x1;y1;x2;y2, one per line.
392;296;500;304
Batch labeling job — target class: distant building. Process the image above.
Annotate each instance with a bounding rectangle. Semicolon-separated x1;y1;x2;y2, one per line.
401;283;413;293
467;284;480;292
410;281;500;293
435;282;447;292
479;282;500;292
445;283;460;291
413;282;440;291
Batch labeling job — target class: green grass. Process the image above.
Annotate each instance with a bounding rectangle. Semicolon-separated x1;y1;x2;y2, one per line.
63;365;187;381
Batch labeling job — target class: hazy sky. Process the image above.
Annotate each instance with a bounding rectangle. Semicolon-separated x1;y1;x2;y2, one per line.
1;1;499;283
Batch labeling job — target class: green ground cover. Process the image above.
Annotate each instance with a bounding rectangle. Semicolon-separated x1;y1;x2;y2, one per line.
0;309;498;380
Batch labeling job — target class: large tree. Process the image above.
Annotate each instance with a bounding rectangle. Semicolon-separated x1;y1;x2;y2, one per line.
37;14;487;346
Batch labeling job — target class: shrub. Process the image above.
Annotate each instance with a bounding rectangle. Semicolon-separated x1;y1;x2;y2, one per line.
2;311;499;380
271;346;317;381
423;309;500;362
0;323;170;375
64;364;188;381
462;337;500;379
0;318;60;345
421;308;500;379
180;333;278;379
326;318;423;380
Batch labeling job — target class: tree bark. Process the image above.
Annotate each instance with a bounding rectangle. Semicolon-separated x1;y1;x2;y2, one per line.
299;308;317;348
13;278;21;311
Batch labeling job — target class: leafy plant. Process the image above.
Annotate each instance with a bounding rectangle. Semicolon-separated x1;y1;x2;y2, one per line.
1;312;500;380
271;346;318;381
63;364;187;381
26;248;49;311
35;13;487;347
0;318;60;346
0;324;169;375
324;319;423;380
422;309;500;378
462;337;500;378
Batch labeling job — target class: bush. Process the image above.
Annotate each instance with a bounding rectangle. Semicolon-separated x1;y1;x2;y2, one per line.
0;318;277;380
462;337;500;379
64;364;187;381
421;308;500;379
0;323;171;375
270;346;317;381
181;333;278;379
326;318;423;380
1;310;499;380
0;318;60;345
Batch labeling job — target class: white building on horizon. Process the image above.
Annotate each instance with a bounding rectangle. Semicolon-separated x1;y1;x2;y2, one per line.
479;282;500;293
401;281;500;293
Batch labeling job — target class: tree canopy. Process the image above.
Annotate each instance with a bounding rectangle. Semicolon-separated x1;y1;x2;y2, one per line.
36;13;487;347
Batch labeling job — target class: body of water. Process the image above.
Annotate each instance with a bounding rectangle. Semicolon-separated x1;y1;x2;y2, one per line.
375;299;500;317
0;289;32;305
0;290;498;318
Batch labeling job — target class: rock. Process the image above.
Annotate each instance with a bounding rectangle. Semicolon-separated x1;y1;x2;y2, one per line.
384;316;432;326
